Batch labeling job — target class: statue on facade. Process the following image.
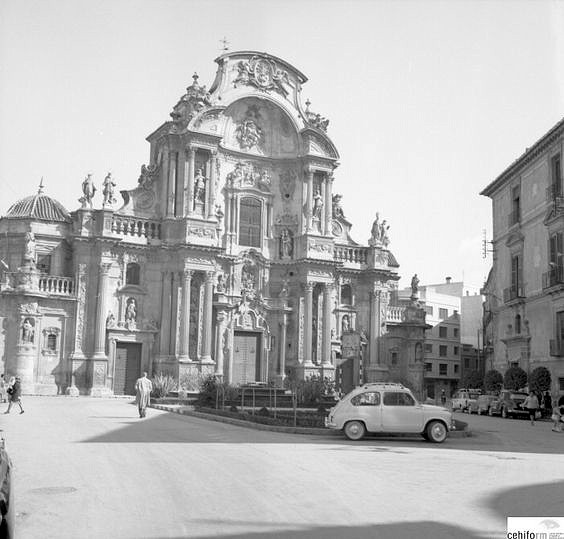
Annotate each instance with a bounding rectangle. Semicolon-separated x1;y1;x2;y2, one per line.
341;315;350;335
21;317;35;344
411;274;420;298
280;229;293;259
23;232;36;266
193;168;206;208
102;172;117;207
369;213;380;245
125;298;137;326
332;194;344;219
379;220;390;247
106;311;116;329
80;174;96;208
216;273;226;294
312;188;323;227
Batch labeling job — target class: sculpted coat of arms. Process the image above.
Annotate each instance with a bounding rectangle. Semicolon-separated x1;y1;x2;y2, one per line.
234;56;289;96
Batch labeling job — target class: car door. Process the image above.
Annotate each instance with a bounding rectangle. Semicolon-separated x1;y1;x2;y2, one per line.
381;391;424;432
349;391;382;432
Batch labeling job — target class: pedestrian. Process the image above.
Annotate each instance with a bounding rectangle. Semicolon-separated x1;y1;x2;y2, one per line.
551;404;562;432
440;389;446;406
523;391;539;426
135;372;153;418
543;391;553;419
4;376;24;414
0;374;6;403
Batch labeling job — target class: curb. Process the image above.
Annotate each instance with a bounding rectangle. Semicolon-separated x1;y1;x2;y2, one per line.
151;404;471;438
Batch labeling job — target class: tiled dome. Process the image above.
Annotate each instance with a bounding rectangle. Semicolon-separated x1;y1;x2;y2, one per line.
4;180;70;222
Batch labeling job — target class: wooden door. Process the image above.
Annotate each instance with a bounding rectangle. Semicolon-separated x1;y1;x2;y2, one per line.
114;343;142;395
232;333;260;385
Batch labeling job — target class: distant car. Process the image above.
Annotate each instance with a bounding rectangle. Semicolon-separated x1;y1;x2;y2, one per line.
489;391;529;419
451;388;482;412
325;382;454;443
468;394;497;415
0;432;14;538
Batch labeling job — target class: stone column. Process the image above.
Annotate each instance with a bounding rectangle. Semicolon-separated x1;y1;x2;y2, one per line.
93;263;112;359
160;149;169;217
306;169;314;232
214;310;228;377
158;271;172;359
234;195;240;242
187;148;196;216
278;313;287;383
207;151;217;219
167;151;176;217
369;288;381;365
304;282;314;365
200;271;215;363
324;173;333;236
177;270;193;362
322;283;333;365
177;149;187;216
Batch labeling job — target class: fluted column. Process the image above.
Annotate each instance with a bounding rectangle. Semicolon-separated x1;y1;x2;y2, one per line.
159;272;172;358
187;148;195;216
369;288;381;365
167;151;177;217
279;314;287;381
304;282;314;365
215;310;228;376
324;173;333;236
207;151;217;219
178;270;193;362
200;271;215;363
322;283;333;365
306;169;314;232
93;262;112;359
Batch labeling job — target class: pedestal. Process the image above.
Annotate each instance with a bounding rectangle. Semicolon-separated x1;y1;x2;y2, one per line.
14;344;35;395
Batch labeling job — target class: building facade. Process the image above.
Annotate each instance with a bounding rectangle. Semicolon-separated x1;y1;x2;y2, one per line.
0;51;427;396
481;117;564;404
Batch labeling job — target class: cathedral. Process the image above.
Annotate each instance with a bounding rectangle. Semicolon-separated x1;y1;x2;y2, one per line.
0;51;427;396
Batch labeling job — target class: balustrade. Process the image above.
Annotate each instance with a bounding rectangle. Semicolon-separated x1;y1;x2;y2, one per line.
333;245;368;265
111;216;161;240
386;305;404;323
38;275;74;296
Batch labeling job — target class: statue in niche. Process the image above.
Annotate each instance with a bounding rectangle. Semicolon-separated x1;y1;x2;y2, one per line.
102;172;117;206
280;229;293;260
21;317;35;344
80;173;96;208
259;169;271;188
125;298;137;326
411;274;420;297
341;315;350;335
312;188;323;226
23;232;36;266
216;273;226;294
332;194;344;219
193;168;206;208
106;311;116;328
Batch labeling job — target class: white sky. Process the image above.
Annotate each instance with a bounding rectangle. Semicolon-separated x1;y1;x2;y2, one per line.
1;0;563;290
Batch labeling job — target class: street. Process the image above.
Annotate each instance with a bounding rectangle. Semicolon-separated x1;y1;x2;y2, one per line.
2;397;564;539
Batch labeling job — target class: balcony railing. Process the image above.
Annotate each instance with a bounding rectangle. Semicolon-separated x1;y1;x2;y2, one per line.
333;246;368;265
503;284;525;303
543;265;564;289
549;339;564;357
546;184;564;202
111;216;161;240
38;275;74;296
386;305;405;323
1;272;75;297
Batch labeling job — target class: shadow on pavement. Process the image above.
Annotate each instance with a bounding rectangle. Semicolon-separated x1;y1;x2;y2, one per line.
154;521;484;539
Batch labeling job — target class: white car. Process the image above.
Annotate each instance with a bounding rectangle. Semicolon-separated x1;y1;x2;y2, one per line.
451;389;482;412
325;383;454;443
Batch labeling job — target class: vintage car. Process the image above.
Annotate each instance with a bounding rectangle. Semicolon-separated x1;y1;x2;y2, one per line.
468;394;498;415
488;390;529;418
325;383;454;443
0;431;14;538
451;388;482;412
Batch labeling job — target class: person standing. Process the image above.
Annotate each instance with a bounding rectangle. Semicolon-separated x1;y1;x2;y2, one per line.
135;372;153;419
0;374;6;403
4;377;24;414
440;389;447;406
543;391;553;419
523;392;539;426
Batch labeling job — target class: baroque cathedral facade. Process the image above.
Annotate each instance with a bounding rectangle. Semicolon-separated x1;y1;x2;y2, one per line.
0;51;427;396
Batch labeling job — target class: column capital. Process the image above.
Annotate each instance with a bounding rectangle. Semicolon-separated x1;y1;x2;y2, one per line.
323;282;335;292
99;262;112;275
303;282;315;293
210;148;218;157
181;269;194;281
204;270;215;283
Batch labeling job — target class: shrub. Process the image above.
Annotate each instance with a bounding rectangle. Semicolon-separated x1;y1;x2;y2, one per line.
179;370;206;392
196;374;238;408
284;375;336;406
151;373;177;398
529;366;551;393
484;369;503;394
503;366;527;391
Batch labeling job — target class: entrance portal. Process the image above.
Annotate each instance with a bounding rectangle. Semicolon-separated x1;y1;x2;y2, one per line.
232;332;260;385
114;343;142;395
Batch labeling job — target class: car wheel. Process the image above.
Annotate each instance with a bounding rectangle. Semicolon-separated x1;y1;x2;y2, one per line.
426;421;448;443
344;420;366;441
421;431;429;440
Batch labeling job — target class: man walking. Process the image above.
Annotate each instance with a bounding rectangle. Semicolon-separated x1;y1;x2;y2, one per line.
135;372;153;418
4;377;24;414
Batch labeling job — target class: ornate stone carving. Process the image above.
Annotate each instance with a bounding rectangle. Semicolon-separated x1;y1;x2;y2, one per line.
234;56;289;96
236;105;264;150
279;169;297;201
21;317;36;344
138;163;159;190
188;226;215;239
170;72;212;128
19;302;40;315
94;363;105;386
226;161;271;191
304;99;329;132
80;173;96;208
279;229;294;260
332;194;344;219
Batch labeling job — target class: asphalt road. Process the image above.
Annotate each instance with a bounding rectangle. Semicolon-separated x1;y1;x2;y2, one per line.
2;398;563;539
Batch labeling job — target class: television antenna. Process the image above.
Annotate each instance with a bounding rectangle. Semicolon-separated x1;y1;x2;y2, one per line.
482;229;493;259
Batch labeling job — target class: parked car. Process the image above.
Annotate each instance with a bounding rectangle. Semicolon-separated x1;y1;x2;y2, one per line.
488;390;529;418
325;383;454;443
468;394;497;415
451;388;482;412
0;431;14;538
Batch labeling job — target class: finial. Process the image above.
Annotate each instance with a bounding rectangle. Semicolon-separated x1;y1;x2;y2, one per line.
305;99;311;112
191;72;199;87
38;177;45;195
220;37;230;52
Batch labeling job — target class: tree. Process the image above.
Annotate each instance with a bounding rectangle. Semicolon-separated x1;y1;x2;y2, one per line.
483;369;503;394
529;366;551;393
503;366;527;391
461;370;484;389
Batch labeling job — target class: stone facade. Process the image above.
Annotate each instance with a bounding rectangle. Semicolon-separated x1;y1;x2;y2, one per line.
0;51;426;396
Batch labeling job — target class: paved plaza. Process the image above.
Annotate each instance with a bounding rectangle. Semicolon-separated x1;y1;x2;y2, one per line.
2;397;564;539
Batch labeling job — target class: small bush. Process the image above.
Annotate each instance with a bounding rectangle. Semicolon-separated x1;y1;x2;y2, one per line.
284;375;336;406
529;366;551;393
503;366;528;391
196;374;239;408
484;369;503;394
151;373;177;398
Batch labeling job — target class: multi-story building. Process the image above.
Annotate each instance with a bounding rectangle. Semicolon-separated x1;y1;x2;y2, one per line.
481;117;564;405
0;50;427;397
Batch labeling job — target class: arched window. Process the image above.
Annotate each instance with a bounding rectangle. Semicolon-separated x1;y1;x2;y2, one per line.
341;284;352;305
126;263;140;285
515;314;521;334
239;198;262;247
